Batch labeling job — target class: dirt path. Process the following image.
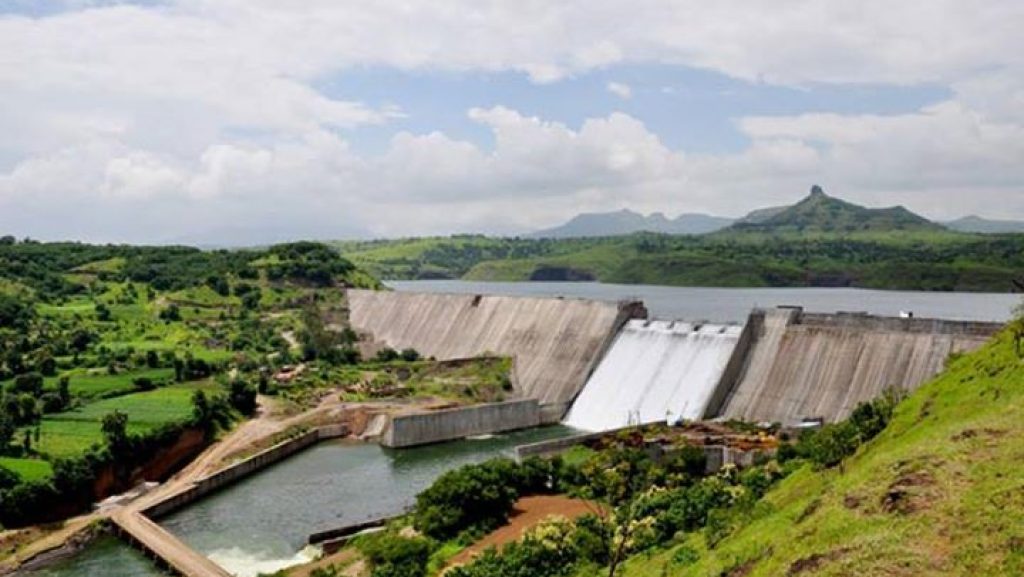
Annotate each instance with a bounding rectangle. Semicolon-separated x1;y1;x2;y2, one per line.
447;495;600;568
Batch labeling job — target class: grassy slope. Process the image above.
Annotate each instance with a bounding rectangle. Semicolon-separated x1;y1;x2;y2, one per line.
616;329;1024;576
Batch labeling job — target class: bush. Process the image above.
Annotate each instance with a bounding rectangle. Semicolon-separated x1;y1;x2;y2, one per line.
447;519;578;577
358;533;431;577
375;347;400;363
413;458;522;540
132;377;157;391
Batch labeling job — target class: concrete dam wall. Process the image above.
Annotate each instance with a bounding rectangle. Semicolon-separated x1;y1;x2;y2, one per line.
382;399;540;448
347;290;643;411
564;320;744;432
717;308;1002;424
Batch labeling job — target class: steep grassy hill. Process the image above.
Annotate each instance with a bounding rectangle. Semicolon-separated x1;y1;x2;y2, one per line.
614;324;1024;576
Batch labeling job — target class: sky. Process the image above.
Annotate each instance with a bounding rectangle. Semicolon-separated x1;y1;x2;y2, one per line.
1;1;1022;244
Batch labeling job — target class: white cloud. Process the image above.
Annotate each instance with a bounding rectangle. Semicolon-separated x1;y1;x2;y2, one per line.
607;81;633;100
0;1;1022;241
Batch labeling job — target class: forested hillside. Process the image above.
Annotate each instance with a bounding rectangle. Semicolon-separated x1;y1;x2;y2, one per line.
336;231;1024;292
0;240;381;526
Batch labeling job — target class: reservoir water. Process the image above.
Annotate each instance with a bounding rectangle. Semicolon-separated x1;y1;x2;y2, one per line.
387;280;1019;323
23;427;571;577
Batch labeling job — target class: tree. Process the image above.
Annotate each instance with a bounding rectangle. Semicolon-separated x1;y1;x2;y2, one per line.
228;378;257;416
159;304;181;322
94;302;112;322
101;410;129;453
38;355;57;377
0;413;15;452
12;372;43;396
0;295;33;331
145;350;160;368
58;375;72;405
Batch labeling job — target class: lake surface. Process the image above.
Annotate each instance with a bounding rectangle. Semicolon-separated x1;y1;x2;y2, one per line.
388;280;1019;324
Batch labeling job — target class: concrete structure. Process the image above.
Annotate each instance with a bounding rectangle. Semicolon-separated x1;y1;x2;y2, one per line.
145;426;347;519
564;320;744;431
347;289;644;416
716;308;1002;423
381;399;540;448
110;511;231;577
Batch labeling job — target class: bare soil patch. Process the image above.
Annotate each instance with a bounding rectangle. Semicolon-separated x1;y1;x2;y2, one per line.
447;495;600;567
787;547;851;575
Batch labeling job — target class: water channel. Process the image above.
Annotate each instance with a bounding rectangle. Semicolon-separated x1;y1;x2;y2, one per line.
24;427;571;577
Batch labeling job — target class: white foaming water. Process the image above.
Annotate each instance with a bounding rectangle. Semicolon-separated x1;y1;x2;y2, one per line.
207;544;320;577
564;319;743;432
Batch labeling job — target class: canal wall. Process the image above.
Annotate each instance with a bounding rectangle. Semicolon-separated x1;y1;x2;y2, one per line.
346;289;645;411
515;433;770;474
144;426;347;520
381;399;540;448
715;308;1003;424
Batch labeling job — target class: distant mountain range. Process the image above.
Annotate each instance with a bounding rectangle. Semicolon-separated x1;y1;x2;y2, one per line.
530;186;1024;237
943;215;1024;234
527;209;733;238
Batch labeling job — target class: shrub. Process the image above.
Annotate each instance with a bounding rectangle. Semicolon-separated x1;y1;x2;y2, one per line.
132;377;157;391
413;458;522;540
358;533;431;577
447;519;578;577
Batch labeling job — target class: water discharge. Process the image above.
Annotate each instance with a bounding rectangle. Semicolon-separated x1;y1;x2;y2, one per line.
564;319;742;431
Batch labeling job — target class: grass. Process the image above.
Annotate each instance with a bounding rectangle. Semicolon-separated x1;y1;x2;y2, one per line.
0;457;53;482
609;329;1024;576
29;383;214;458
45;368;175;399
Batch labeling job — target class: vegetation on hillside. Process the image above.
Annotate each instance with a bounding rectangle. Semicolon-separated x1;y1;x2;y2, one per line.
336;230;1024;291
606;322;1024;576
0;239;384;527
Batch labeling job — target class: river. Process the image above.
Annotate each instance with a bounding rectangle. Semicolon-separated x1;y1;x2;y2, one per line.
387;280;1019;323
24;427;571;577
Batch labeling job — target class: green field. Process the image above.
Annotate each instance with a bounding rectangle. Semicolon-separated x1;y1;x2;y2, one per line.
27;383;214;458
0;457;53;482
44;368;175;399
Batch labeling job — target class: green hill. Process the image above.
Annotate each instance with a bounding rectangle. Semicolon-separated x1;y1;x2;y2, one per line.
725;185;943;234
614;322;1024;576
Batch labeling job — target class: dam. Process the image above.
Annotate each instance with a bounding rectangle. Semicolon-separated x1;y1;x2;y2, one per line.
564;320;743;432
346;289;644;418
16;289;1008;577
714;308;1002;423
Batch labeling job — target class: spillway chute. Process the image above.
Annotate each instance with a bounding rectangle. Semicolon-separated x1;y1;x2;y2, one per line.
563;318;743;432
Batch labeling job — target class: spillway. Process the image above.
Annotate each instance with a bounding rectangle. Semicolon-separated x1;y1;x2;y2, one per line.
563;319;743;432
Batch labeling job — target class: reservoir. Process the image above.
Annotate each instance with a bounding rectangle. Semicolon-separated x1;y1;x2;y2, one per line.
387;280;1019;323
24;427;571;577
